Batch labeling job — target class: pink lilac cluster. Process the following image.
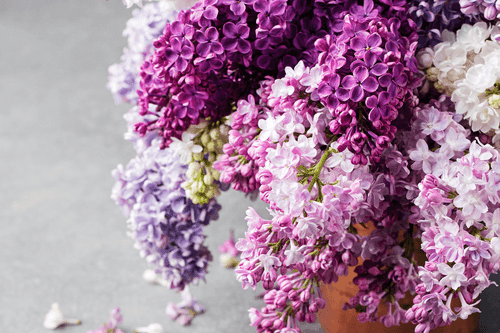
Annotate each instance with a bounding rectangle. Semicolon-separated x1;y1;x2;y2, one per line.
212;92;266;194
108;2;176;104
404;97;500;332
234;122;374;331
87;308;124;333
111;139;221;291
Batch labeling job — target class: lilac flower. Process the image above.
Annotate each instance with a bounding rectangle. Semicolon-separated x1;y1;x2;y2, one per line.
453;189;488;220
194;27;223;57
410;139;435;174
107;2;176;104
350;32;383;59
221;22;251;53
438;263;467;290
341;66;378;102
379;63;408;98
191;0;219;21
409;1;435;27
366;91;390;122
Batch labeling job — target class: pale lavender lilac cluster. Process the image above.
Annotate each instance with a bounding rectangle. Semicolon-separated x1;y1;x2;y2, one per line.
107;2;176;104
111;139;221;291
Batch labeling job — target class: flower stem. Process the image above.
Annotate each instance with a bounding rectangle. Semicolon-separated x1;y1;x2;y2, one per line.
307;148;332;193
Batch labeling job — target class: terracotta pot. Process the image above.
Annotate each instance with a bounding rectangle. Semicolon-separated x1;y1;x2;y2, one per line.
317;223;480;333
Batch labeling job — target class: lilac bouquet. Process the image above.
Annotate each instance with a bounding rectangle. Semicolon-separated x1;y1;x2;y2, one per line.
109;0;500;332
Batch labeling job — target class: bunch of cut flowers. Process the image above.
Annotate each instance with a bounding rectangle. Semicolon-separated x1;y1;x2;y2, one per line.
108;0;500;332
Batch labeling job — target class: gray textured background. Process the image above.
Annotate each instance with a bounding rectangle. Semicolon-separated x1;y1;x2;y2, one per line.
0;1;497;332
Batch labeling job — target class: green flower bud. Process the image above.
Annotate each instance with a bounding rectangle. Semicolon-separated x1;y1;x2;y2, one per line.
205;187;215;199
209;128;219;140
204;173;213;185
193;152;204;161
187;161;202;178
426;67;439;82
488;94;500;108
200;132;210;146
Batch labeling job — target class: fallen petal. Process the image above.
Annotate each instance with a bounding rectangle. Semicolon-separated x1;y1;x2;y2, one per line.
135;323;164;333
43;303;81;329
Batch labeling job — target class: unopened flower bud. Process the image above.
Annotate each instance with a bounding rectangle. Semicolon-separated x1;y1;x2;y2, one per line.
488;94;500;108
193;152;204;161
416;47;434;69
426;67;439;82
209;128;219;140
208;152;216;163
219;253;239;268
200;132;210;146
210;170;220;182
203;173;213;185
207;141;216;152
219;124;229;137
187;161;202;178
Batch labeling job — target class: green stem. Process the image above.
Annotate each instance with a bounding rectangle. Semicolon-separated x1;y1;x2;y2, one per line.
307;148;332;192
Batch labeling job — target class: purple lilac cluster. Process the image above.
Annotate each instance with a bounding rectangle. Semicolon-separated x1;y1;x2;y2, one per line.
134;0;354;148
111;139;221;291
341;124;421;325
314;1;420;165
108;2;176;104
409;0;476;48
110;0;500;332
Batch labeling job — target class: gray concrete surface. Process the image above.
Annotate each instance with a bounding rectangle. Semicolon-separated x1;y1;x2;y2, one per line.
0;1;498;332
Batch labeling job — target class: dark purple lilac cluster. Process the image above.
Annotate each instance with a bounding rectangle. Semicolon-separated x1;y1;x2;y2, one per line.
409;0;476;48
111;139;221;291
135;0;353;148
315;0;421;165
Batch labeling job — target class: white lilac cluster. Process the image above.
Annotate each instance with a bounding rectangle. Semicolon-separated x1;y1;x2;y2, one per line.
421;22;500;145
111;139;221;291
405;97;500;332
108;2;176;104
